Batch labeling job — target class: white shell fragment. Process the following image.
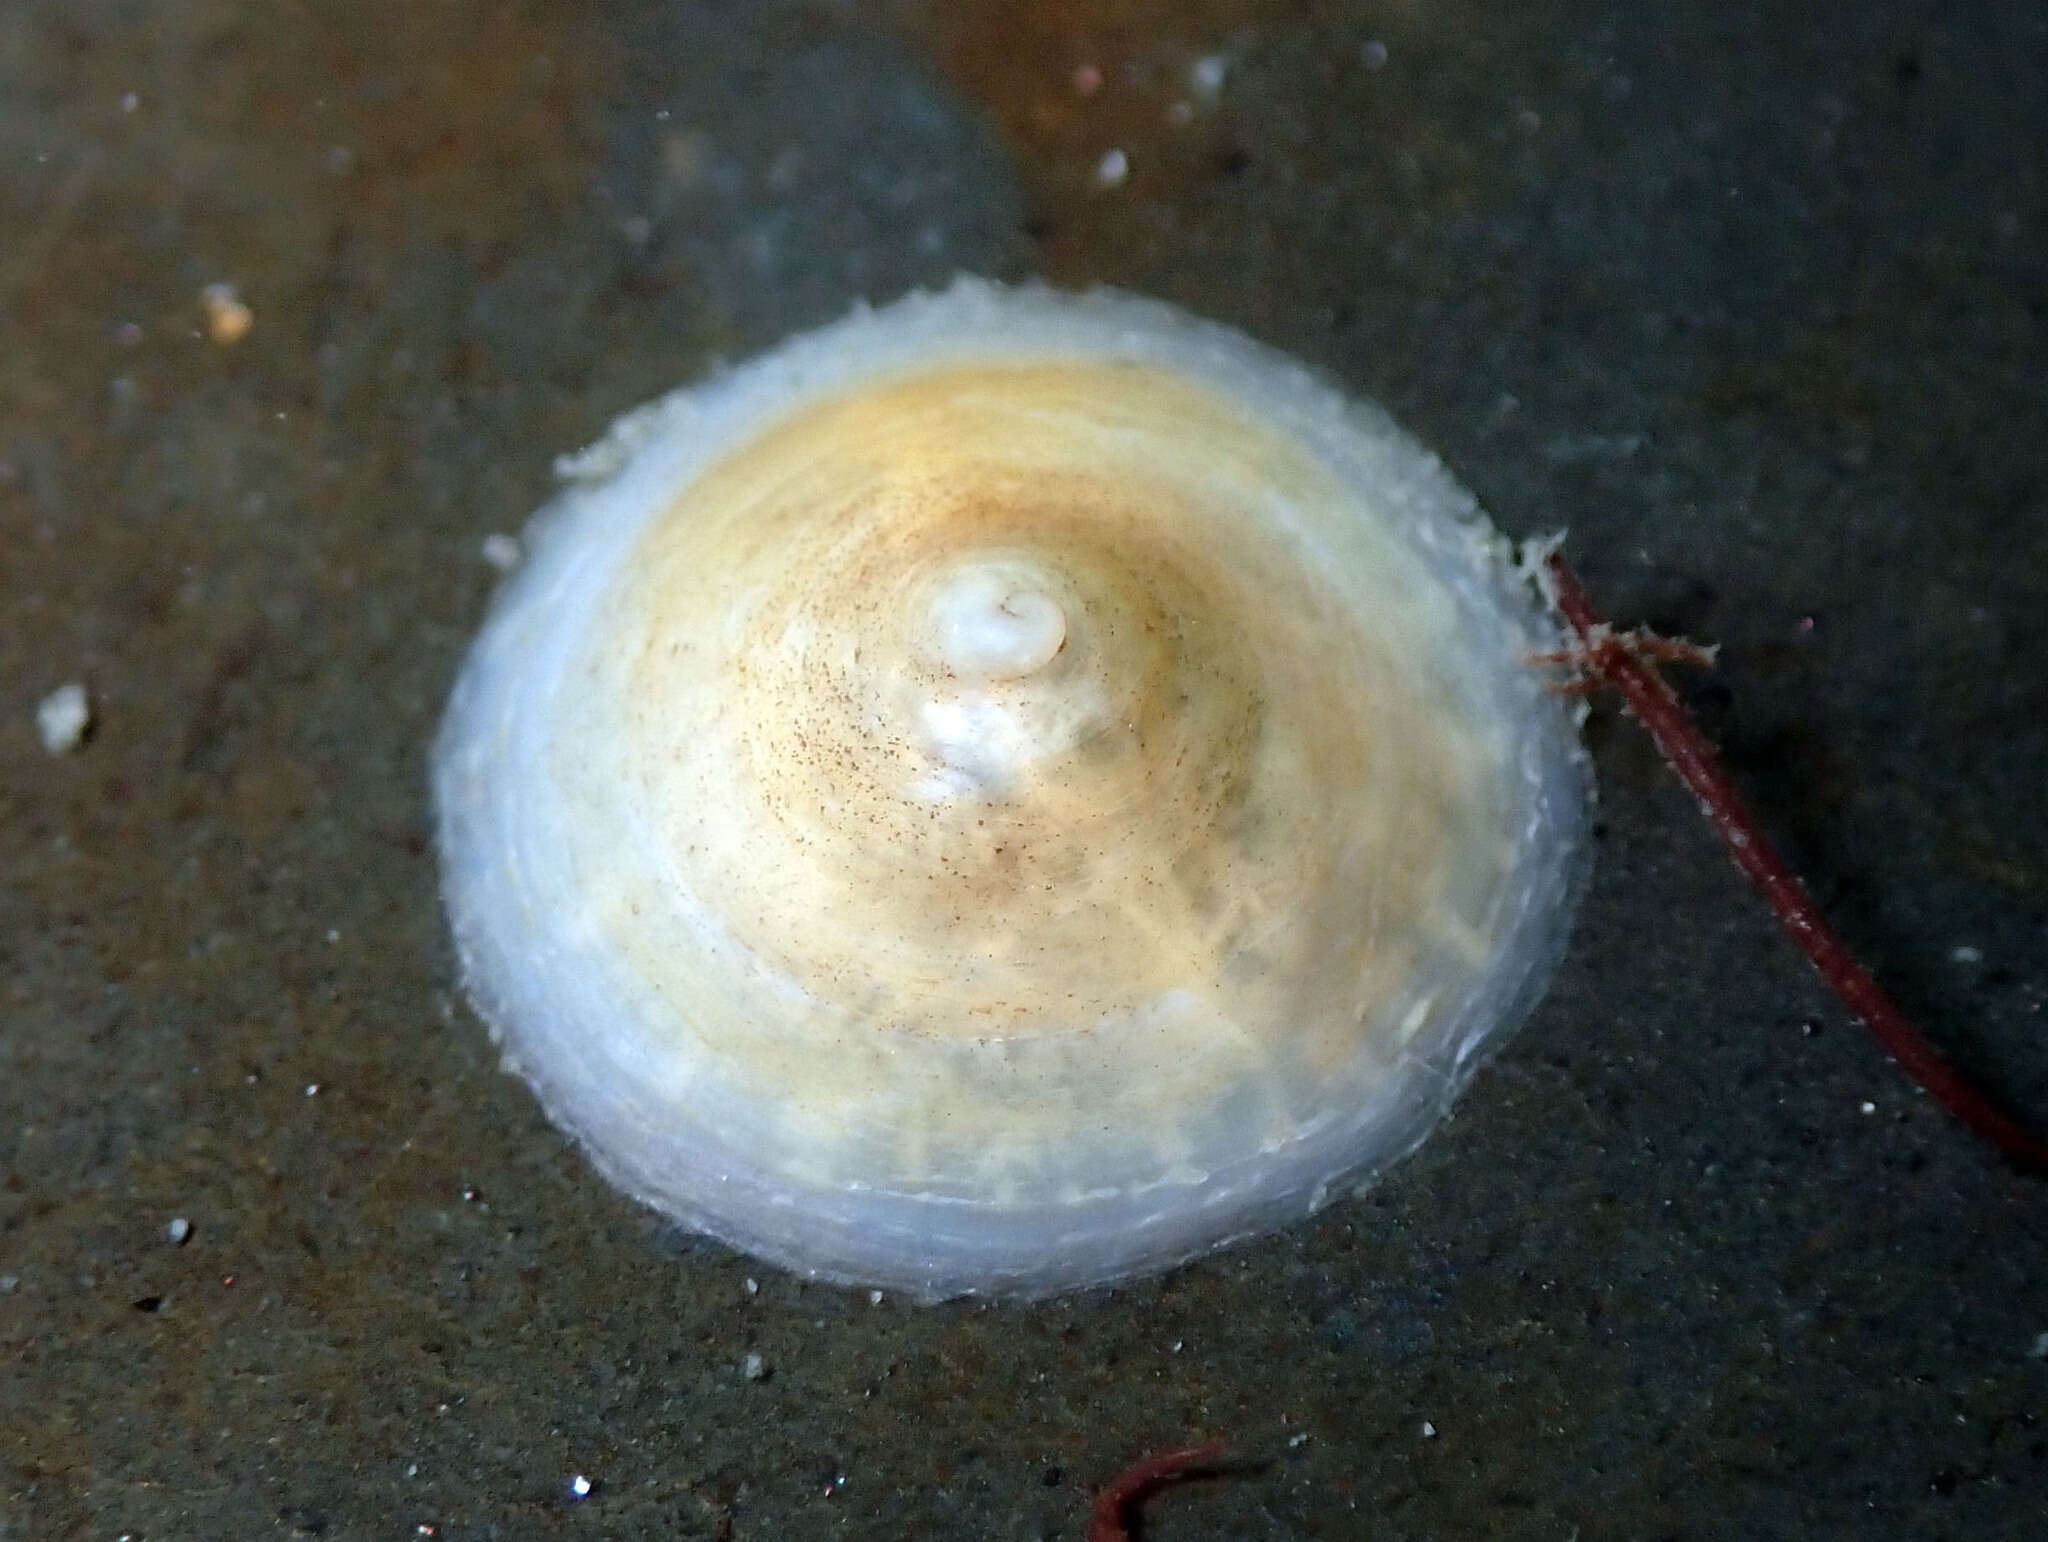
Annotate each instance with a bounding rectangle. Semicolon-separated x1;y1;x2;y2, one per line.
479;531;523;572
433;280;1590;1298
37;681;91;754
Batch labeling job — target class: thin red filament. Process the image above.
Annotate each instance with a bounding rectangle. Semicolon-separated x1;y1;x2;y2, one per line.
1089;1441;1228;1542
1544;551;2047;1170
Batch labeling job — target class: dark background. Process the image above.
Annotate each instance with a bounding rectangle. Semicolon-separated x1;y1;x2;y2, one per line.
4;1;2045;1537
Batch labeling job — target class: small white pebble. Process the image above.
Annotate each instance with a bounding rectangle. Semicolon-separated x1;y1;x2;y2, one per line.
1420;1420;1437;1438
1094;148;1129;188
325;929;340;944
305;1083;321;1096
406;1463;419;1478
744;1276;759;1295
481;532;523;571
37;682;91;754
868;1289;883;1305
568;1474;592;1499
1288;1431;1310;1448
1171;1339;1184;1352
166;1217;192;1246
1859;1101;1877;1115
200;282;253;345
121;92;139;114
2028;1331;2048;1359
0;1274;19;1294
742;1351;768;1381
1951;945;1983;964
1188;55;1229;100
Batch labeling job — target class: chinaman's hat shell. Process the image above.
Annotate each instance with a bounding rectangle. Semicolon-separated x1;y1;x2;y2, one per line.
432;278;1590;1298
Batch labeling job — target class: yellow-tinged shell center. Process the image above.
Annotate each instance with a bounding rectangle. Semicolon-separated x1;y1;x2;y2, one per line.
548;358;1509;1135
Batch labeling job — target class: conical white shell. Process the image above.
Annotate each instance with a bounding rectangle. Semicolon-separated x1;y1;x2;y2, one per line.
433;280;1590;1298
